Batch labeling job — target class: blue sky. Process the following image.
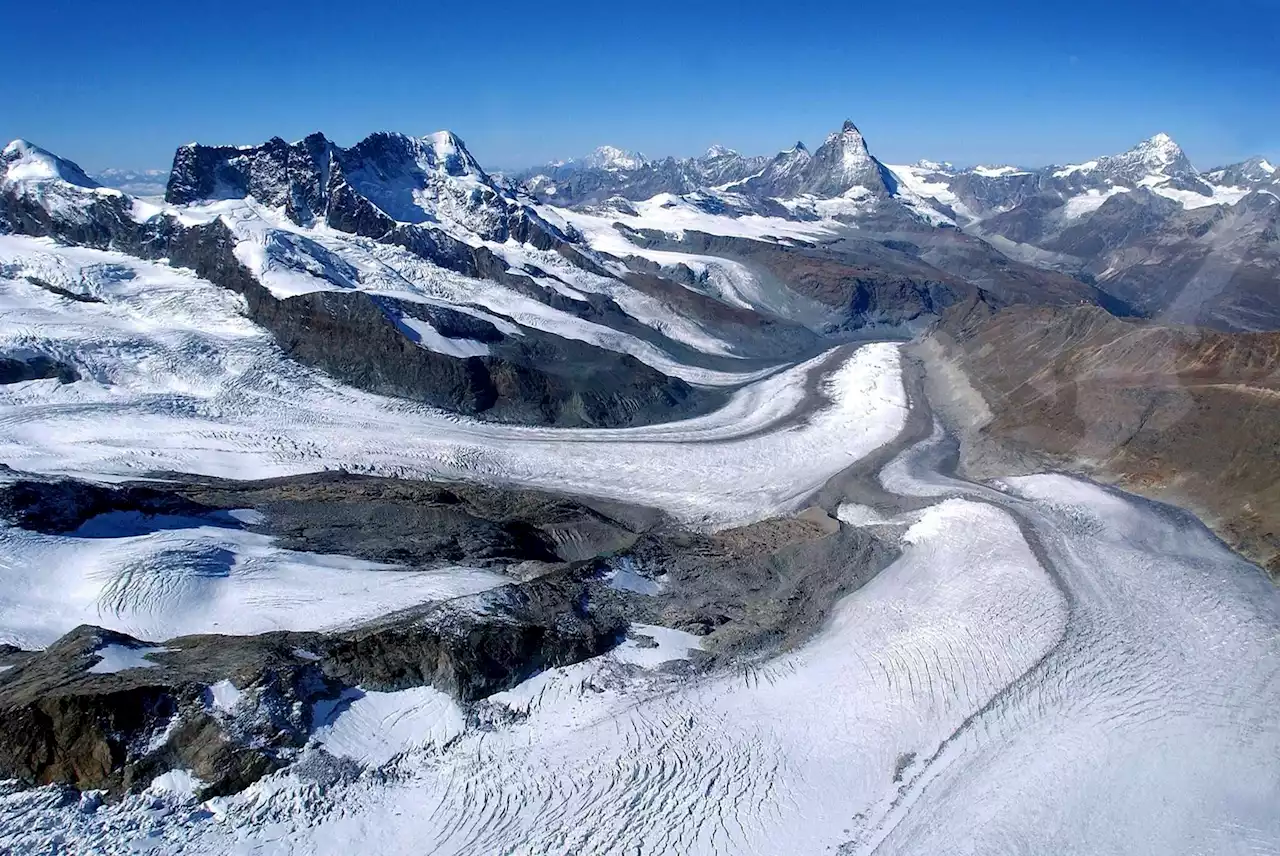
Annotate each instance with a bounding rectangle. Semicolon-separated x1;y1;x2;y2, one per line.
3;0;1277;172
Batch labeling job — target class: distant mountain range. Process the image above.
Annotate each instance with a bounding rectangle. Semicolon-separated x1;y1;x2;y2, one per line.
510;125;1279;331
89;167;169;197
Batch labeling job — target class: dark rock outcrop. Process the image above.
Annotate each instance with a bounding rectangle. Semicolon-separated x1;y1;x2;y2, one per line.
0;626;342;797
0;469;903;798
169;470;664;567
0;479;212;533
322;568;627;701
0;354;79;385
166;130;562;245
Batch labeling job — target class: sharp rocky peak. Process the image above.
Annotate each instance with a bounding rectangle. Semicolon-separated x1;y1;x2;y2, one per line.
1105;132;1196;178
163;128;543;242
797;119;892;198
344;130;486;179
1129;132;1184;161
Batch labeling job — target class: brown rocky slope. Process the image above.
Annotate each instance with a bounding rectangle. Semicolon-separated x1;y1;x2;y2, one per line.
918;292;1280;575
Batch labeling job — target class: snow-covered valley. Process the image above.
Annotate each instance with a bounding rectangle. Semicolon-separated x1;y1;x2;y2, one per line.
0;233;905;527
2;419;1276;855
0;122;1277;856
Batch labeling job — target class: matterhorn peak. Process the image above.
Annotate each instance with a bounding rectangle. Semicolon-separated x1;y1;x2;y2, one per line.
821;120;872;157
798;119;888;196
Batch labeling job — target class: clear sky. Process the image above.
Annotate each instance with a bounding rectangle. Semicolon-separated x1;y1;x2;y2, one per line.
3;0;1277;173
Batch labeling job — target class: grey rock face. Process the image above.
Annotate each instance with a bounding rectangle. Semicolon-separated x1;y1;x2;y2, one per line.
0;625;343;797
1204;156;1278;189
166;130;557;244
793;121;897;198
0;479;211;533
0;466;904;798
735;142;812;197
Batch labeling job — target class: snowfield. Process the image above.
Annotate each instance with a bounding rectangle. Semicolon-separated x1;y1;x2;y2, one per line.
0;509;512;649
0;234;907;528
6;457;1274;855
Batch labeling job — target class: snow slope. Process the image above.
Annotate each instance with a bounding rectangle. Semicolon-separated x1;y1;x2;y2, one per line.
141;200;772;382
0;494;1061;853
0;234;907;530
0;511;511;649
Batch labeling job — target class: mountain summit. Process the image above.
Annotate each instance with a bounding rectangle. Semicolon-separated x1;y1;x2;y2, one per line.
582;145;647;171
1098;132;1197;183
739;120;896;199
798;120;896;197
166;129;551;243
1;139;99;188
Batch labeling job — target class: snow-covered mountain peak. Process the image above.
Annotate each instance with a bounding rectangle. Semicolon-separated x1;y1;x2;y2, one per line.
916;158;953;173
584;145;647;171
1204;155;1277;189
1;139;99;188
1109;132;1195;177
704;145;737;159
971;165;1028;178
797;120;894;198
345;130;488;181
1054;132;1200;191
822;120;870;155
1131;132;1184;165
163;128;555;242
